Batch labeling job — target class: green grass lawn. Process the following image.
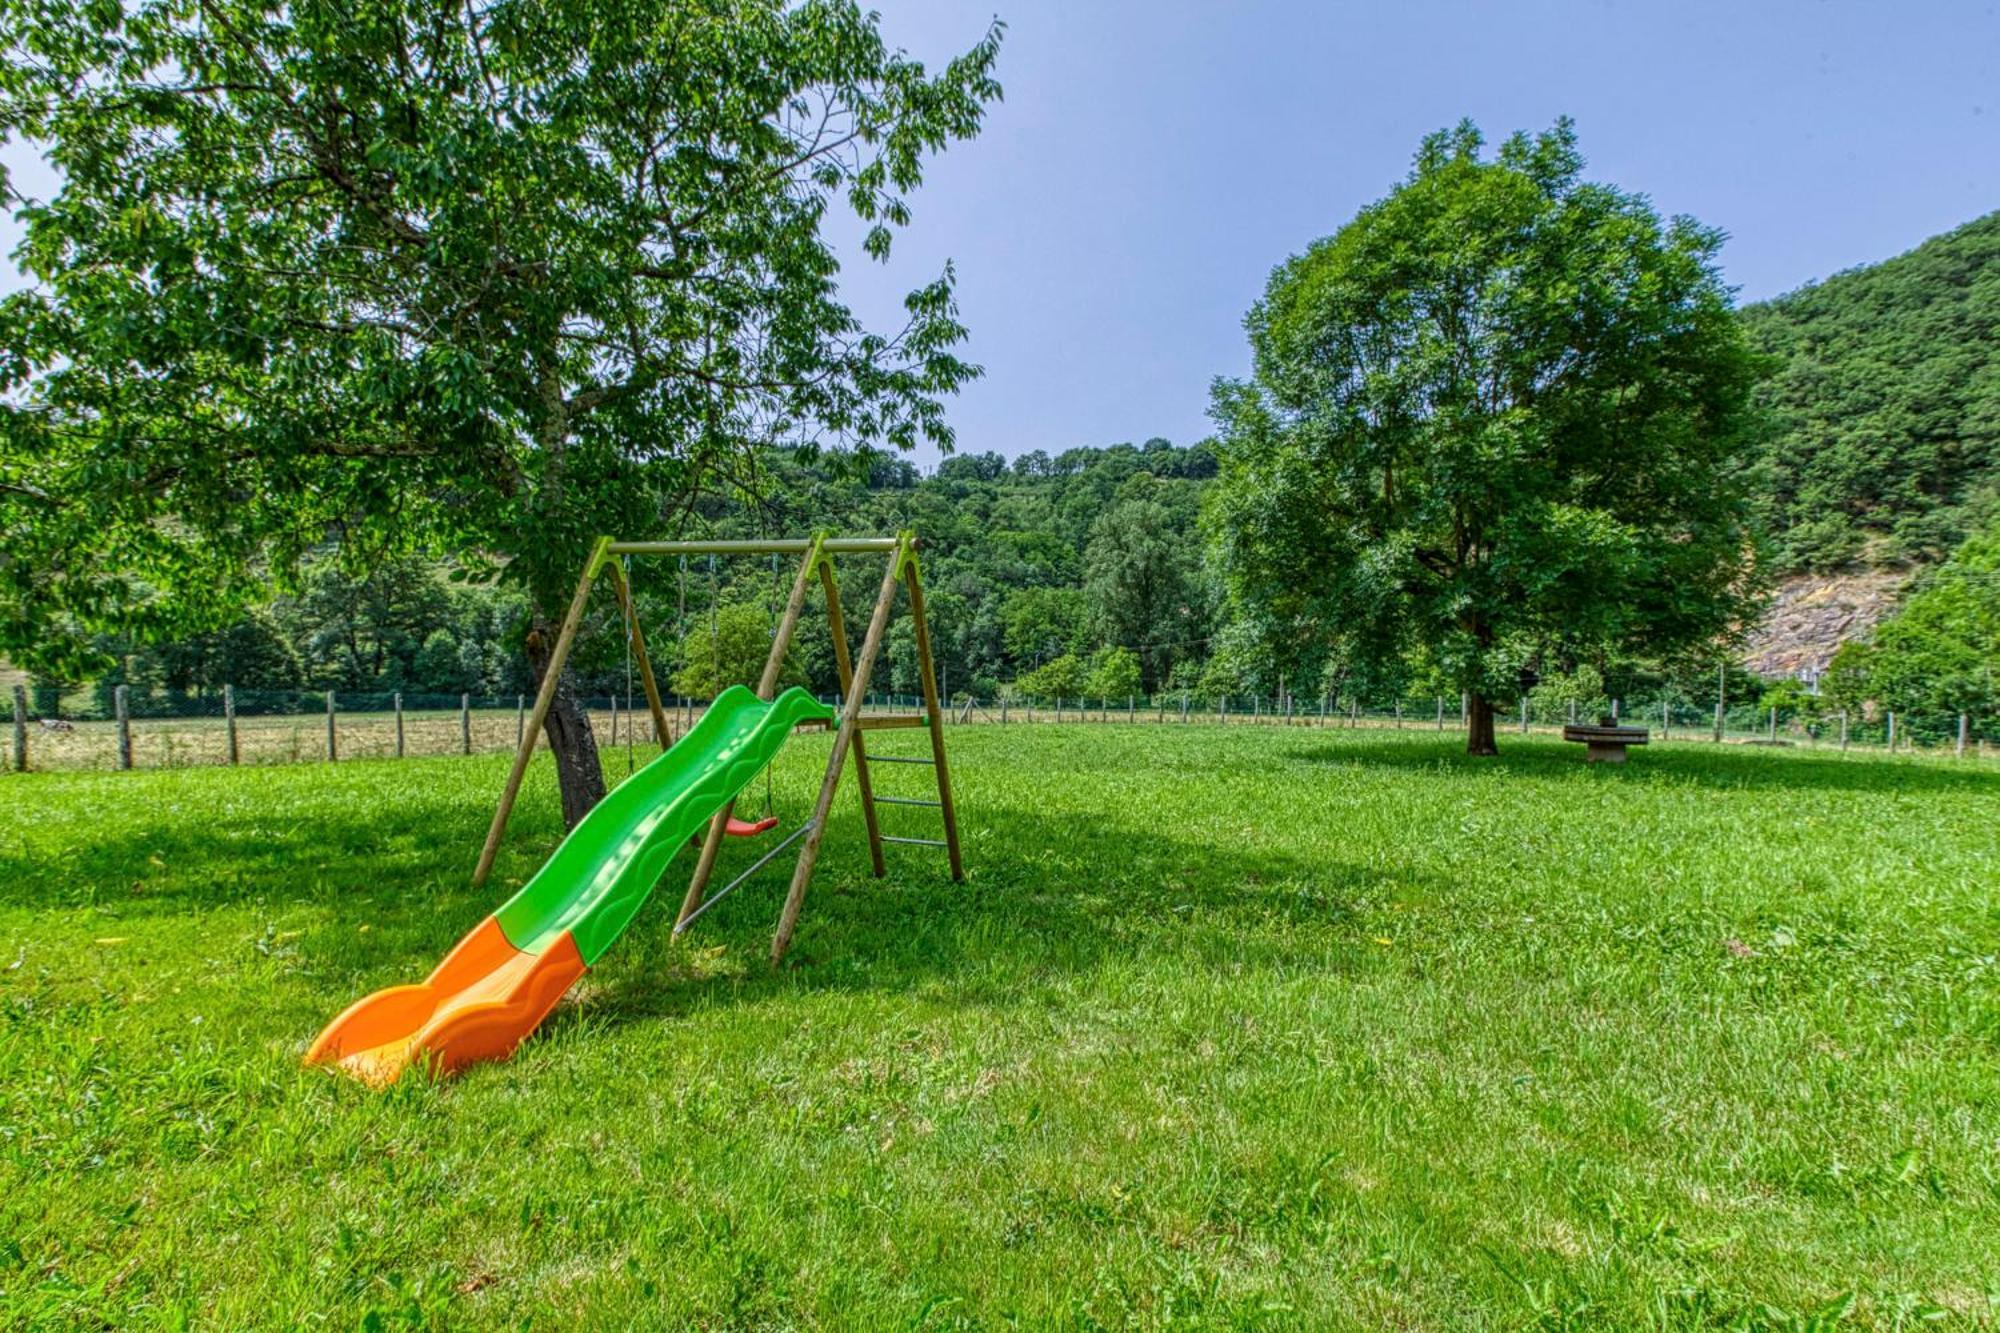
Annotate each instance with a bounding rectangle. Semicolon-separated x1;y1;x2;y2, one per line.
3;726;1996;1329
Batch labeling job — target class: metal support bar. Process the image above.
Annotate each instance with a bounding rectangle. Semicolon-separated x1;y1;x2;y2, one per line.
871;755;935;765
873;795;942;807
673;821;816;936
883;836;948;848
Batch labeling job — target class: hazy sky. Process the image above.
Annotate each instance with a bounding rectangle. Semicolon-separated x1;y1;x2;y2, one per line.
5;1;1995;462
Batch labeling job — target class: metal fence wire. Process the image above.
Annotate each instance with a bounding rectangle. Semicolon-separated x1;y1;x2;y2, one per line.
6;683;1993;773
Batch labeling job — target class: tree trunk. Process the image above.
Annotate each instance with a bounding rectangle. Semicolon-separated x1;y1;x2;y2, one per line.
527;617;605;827
1466;693;1499;756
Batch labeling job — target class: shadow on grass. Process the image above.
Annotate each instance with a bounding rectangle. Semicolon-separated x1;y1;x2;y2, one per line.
1278;733;2000;796
3;766;1411;1046
567;797;1417;1033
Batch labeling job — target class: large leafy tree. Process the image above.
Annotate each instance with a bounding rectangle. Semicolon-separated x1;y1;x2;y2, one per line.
0;0;1000;821
1083;475;1204;689
1208;120;1766;755
1823;521;2000;726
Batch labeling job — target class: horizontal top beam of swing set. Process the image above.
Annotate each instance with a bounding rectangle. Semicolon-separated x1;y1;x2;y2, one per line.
605;537;913;557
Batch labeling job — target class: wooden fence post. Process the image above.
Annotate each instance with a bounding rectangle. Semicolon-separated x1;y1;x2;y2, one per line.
1768;706;1777;742
461;693;472;755
1957;713;1969;758
1395;701;1402;729
1886;711;1896;751
325;690;336;762
395;692;405;757
1001;694;1009;724
224;683;238;765
116;684;132;770
1436;696;1444;731
11;684;25;772
1839;710;1848;751
1661;700;1669;741
1519;696;1529;734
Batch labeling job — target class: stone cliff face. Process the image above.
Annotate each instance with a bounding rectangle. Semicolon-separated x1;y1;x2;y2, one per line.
1742;570;1908;679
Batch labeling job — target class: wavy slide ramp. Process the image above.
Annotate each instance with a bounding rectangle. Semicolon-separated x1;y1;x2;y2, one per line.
306;685;835;1086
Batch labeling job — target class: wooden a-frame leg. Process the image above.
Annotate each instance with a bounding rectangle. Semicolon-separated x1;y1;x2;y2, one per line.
676;545;820;931
819;558;887;877
771;544;904;964
474;538;607;887
904;556;964;881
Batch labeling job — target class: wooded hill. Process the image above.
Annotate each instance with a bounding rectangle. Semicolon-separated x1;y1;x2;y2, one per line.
26;211;1999;711
1742;210;1999;572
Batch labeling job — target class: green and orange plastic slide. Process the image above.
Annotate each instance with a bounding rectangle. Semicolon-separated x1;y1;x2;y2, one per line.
305;684;834;1086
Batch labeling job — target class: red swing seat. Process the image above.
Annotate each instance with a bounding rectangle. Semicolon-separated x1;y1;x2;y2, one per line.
724;815;779;838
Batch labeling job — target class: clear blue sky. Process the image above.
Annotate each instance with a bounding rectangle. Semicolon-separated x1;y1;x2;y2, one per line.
5;1;1995;463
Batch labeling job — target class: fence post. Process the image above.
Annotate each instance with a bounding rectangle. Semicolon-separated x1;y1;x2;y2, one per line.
116;684;132;770
1957;713;1969;758
1436;696;1444;731
1220;695;1227;724
1461;692;1469;725
1395;701;1402;729
224;683;239;765
461;693;472;755
326;690;337;762
1886;711;1896;751
1839;710;1848;751
1611;698;1620;723
1182;691;1189;722
1661;700;1669;741
1253;694;1260;722
11;684;26;772
1519;696;1529;734
394;692;405;757
517;694;525;746
1713;696;1724;743
1768;706;1777;742
1128;693;1135;722
1001;694;1009;724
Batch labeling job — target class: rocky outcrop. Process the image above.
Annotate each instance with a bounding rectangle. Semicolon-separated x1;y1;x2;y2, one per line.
1742;570;1908;678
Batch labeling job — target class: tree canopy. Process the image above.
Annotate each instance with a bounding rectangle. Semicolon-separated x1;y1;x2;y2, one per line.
1207;120;1767;753
1823;520;2000;725
0;0;1001;818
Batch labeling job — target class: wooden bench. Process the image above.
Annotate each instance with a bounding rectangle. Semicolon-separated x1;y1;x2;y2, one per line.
1561;722;1650;764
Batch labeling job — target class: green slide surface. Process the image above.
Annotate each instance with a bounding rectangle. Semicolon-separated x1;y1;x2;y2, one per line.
493;685;834;963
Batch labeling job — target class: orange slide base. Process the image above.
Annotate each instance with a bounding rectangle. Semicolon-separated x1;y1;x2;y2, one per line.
304;918;587;1087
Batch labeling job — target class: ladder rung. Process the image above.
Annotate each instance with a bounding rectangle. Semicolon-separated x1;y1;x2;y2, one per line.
873;795;941;807
871;755;935;765
883;836;947;848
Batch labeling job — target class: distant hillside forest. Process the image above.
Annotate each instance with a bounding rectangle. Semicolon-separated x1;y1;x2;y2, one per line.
1743;210;1999;571
27;213;2000;718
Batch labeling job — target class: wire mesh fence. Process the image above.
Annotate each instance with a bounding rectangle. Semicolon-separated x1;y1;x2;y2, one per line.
7;681;1994;773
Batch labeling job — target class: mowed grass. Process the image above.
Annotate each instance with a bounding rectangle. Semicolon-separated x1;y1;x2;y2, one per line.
2;726;1996;1329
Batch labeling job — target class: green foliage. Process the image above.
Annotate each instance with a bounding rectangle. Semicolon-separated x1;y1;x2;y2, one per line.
1208;119;1767;750
671;601;803;700
1014;651;1086;701
1743;212;2000;570
1822;523;2000;720
1082;476;1208;689
1083;646;1141;700
0;0;1003;671
3;728;1996;1324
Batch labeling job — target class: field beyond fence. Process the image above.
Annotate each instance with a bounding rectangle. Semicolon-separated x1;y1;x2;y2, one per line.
7;684;1994;773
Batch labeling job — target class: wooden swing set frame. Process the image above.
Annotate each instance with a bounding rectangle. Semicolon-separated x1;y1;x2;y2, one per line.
471;532;962;964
